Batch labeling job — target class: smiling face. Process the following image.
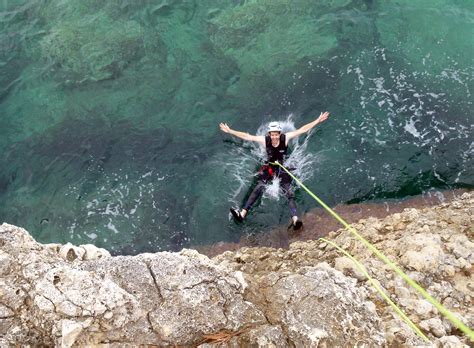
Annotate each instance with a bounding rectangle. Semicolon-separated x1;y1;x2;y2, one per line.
269;131;281;145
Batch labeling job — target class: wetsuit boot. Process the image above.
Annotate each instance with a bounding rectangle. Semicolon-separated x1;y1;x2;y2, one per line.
230;208;244;222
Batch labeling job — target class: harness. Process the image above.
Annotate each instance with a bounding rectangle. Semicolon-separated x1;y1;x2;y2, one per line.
260;134;288;178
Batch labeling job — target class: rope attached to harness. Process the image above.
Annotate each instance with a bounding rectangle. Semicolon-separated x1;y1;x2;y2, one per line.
271;161;474;342
320;237;429;342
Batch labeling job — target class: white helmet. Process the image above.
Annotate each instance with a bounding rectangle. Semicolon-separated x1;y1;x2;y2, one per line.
267;121;282;133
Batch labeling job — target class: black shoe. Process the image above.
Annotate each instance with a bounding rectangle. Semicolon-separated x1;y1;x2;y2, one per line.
230;208;244;222
288;219;303;230
294;220;303;230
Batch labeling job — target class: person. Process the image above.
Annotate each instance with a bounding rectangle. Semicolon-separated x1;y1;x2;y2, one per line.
219;111;330;230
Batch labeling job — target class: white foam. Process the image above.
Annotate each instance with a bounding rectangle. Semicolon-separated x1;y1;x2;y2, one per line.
433;170;446;183
264;177;281;200
225;114;319;204
104;203;120;216
107;221;119;234
404;118;421;138
66;168;167;240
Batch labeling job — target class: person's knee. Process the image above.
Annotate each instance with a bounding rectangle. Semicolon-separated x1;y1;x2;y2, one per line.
255;183;266;194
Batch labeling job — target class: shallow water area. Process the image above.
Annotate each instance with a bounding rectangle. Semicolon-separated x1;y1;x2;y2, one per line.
0;1;472;254
199;188;471;257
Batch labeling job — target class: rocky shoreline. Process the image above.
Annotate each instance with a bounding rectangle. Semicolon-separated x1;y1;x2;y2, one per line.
0;192;472;346
197;189;470;257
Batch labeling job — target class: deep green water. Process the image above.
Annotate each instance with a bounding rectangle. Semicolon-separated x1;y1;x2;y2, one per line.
0;0;472;254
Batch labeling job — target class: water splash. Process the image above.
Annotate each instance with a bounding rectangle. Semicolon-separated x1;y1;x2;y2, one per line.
225;114;320;204
263;177;281;200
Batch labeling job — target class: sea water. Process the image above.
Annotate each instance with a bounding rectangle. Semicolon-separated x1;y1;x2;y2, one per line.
0;1;472;254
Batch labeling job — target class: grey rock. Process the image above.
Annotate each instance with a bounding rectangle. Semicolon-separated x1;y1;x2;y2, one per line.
1;192;473;346
0;250;11;276
419;318;446;338
436;335;469;348
79;243;111;260
59;243;85;262
246;263;386;346
238;324;287;347
0;224;265;346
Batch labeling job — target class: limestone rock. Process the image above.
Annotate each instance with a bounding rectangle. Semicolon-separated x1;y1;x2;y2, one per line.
0;250;11;276
249;263;386;346
79;243;111;260
1;192;473;346
334;255;366;280
419;318;447;338
60;319;86;348
399;234;445;273
59;242;86;262
237;325;287;347
0;223;264;346
436;335;469;348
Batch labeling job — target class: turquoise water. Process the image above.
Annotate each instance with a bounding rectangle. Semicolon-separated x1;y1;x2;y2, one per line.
0;0;472;254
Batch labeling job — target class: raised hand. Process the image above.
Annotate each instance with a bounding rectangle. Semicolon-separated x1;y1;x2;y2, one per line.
219;123;231;133
317;111;330;124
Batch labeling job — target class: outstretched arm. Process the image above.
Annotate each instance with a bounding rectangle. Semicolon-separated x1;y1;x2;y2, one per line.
285;111;330;143
219;123;265;145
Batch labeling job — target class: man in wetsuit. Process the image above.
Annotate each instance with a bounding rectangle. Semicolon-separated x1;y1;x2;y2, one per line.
219;111;329;230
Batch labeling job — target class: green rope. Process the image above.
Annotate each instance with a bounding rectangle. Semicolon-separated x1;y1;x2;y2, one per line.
271;161;474;341
319;237;430;342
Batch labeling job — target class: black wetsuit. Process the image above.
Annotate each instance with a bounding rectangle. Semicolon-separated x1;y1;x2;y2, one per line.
242;134;297;216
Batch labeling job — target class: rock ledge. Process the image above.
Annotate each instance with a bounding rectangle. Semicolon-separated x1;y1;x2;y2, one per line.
1;192;472;347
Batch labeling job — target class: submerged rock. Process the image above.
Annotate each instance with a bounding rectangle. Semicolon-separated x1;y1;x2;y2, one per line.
0;191;473;346
208;0;362;110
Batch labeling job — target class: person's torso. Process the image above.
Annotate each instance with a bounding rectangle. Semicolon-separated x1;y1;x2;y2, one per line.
265;133;288;164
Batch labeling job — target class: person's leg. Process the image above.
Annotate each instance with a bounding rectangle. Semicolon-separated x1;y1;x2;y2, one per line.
231;179;266;221
281;172;302;229
240;180;266;218
281;180;297;220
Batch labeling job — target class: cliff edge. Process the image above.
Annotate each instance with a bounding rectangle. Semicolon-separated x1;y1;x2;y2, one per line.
0;192;472;347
